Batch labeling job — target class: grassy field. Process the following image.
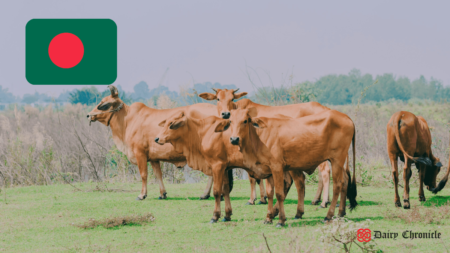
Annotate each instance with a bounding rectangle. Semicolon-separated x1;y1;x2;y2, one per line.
1;180;450;252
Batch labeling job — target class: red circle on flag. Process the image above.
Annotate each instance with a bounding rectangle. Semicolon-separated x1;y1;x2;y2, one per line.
48;33;84;68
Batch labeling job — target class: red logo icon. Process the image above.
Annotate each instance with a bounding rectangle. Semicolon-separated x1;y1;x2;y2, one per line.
357;228;372;242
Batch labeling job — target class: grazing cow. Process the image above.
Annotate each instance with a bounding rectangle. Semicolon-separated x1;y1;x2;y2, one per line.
199;88;345;208
387;111;446;209
154;111;293;223
87;85;218;200
220;108;357;226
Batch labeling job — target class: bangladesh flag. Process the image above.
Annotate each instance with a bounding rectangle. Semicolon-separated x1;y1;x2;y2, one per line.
26;19;117;85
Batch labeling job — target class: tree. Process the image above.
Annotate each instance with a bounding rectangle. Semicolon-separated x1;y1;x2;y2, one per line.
69;86;100;105
0;86;17;103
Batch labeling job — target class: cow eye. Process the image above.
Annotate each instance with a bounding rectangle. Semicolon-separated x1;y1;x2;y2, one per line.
217;99;220;101
244;120;247;124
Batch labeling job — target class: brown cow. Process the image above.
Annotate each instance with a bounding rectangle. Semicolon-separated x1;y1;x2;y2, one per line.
199;88;332;206
155;110;294;224
219;108;357;226
87;85;218;200
387;111;447;209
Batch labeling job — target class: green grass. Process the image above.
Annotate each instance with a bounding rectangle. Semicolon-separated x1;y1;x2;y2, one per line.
1;180;450;252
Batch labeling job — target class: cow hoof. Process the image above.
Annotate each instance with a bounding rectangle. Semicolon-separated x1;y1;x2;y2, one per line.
199;195;210;200
403;199;410;209
136;197;143;201
294;215;303;220
275;223;284;228
158;193;167;200
263;220;273;225
319;205;325;209
419;196;426;202
323;217;331;223
136;195;147;201
395;201;402;207
210;219;218;224
258;200;267;205
311;200;320;205
245;202;254;205
338;212;346;217
222;217;231;222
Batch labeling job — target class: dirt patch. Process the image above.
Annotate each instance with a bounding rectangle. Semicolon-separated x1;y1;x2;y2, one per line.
74;213;155;229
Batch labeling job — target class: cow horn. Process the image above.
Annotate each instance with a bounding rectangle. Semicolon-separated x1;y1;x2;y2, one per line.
211;88;218;93
108;85;119;97
232;88;240;94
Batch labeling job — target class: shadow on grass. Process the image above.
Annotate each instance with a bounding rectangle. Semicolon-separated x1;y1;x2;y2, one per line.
289;216;385;227
165;196;257;201
422;195;450;207
268;200;381;206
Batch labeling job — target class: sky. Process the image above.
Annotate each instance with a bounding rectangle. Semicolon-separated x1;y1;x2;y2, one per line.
0;0;449;97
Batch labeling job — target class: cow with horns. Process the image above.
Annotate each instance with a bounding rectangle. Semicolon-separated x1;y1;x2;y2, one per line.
87;85;221;201
198;88;347;208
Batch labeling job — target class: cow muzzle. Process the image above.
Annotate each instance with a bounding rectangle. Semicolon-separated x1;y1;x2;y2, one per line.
221;112;231;119
87;114;96;126
154;137;165;145
230;137;239;145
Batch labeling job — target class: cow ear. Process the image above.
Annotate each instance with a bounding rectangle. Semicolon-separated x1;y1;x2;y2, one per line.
247;107;257;118
170;119;185;130
158;120;166;127
198;92;217;101
234;92;248;99
215;120;230;132
252;118;267;128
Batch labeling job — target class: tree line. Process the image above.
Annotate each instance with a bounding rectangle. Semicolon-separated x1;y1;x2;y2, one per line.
1;69;449;106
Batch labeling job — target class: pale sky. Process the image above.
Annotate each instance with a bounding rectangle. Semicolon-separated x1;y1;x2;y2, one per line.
1;0;449;97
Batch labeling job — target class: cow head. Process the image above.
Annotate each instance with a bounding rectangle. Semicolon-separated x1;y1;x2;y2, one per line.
424;157;445;193
198;88;247;119
155;111;187;145
223;108;266;147
87;85;123;126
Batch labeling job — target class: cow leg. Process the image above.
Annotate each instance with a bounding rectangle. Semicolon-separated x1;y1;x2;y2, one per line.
222;170;233;221
247;178;257;205
272;168;287;227
290;171;305;219
136;155;149;201
320;162;331;208
402;158;412;209
311;170;323;205
418;164;426;202
150;161;167;200
264;176;275;224
258;179;268;204
210;164;226;223
273;172;293;218
389;154;401;207
325;159;344;221
338;164;349;217
200;176;213;200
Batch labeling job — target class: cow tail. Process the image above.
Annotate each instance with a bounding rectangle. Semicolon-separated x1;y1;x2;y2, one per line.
432;136;450;194
393;113;416;162
347;125;358;211
228;169;234;193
